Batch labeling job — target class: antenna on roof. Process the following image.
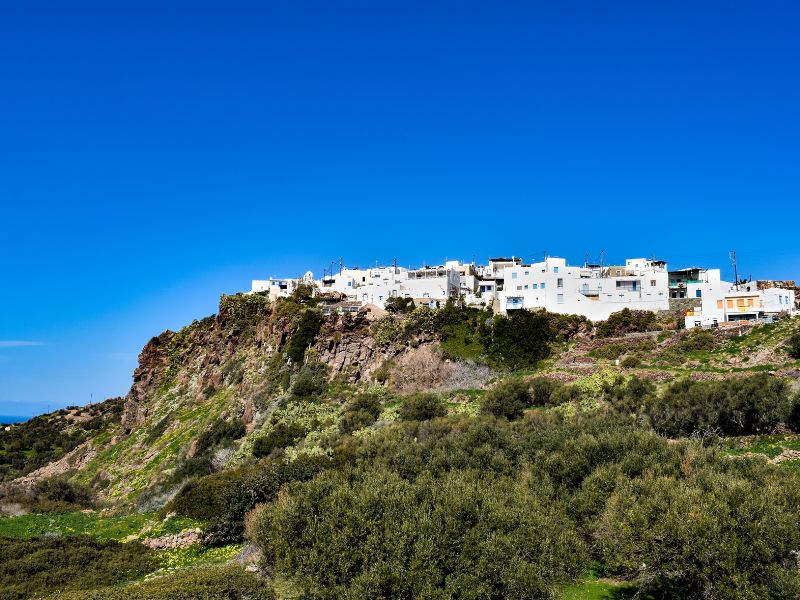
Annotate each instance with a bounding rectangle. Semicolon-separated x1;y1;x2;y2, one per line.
730;250;739;290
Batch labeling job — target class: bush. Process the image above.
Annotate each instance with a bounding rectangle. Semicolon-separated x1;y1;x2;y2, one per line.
252;422;306;458
549;384;583;406
488;310;554;369
384;296;415;314
340;393;383;433
620;355;641;368
195;419;246;455
787;333;800;359
291;362;329;398
254;469;588;599
398;393;447;422
0;536;154;599
529;377;563;406
53;565;276;600
643;374;792;437
595;467;800;599
167;457;331;544
286;309;322;363
32;476;95;510
678;329;718;352
480;379;531;419
596;308;658;338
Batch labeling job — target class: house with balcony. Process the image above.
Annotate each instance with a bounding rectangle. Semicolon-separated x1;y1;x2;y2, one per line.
684;286;796;328
497;257;669;320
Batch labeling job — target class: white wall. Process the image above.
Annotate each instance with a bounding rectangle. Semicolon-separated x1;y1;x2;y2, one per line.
498;258;669;321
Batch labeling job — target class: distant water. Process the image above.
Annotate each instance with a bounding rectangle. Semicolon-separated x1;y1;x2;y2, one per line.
0;415;29;424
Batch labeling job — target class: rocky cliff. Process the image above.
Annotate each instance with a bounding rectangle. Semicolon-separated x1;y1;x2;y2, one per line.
28;293;458;506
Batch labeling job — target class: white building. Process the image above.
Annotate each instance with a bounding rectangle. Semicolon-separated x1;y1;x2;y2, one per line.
684;285;796;328
497;257;670;321
250;277;302;301
668;267;728;300
250;254;795;327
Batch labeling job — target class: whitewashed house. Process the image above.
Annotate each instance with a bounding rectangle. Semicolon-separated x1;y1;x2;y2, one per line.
497;257;669;320
685;285;796;328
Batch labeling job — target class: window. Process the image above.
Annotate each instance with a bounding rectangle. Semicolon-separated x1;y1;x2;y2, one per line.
651;280;656;286
532;283;538;289
378;295;383;301
557;278;563;288
540;283;545;289
746;298;753;307
726;299;733;309
717;300;723;309
511;272;517;279
347;281;352;287
554;267;559;273
517;285;522;290
779;296;783;304
524;271;529;275
695;290;702;298
557;293;564;304
524;285;528;290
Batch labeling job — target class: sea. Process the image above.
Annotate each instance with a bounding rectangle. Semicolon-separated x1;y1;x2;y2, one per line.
0;415;29;425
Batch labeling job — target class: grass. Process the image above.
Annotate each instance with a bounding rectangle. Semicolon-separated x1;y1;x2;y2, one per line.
0;511;203;541
560;579;641;599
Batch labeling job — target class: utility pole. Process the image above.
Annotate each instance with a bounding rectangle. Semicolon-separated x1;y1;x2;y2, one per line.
339;257;343;275
730;251;739;290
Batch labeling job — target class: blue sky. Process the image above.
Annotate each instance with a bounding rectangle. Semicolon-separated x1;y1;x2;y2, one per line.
1;1;799;415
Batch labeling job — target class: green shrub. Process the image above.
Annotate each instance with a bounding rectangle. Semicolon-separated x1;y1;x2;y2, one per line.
530;377;563;406
167;457;331;545
596;467;800;599
480;379;531;419
195;419;246;455
252;422;306;458
596;309;658;338
254;469;588;599
588;343;627;360
52;565;275;600
787;333;800;359
286;309;323;363
32;476;95;510
620;355;641;368
678;329;718;352
549;384;583;406
643;374;792;437
291;361;329;398
398;393;447;421
384;296;415;314
340;392;383;433
0;536;154;599
488;310;554;369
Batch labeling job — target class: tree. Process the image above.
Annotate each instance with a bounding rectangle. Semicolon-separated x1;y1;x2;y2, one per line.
488;310;554;369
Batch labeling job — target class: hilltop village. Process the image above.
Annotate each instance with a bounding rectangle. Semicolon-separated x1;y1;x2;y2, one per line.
252;256;797;328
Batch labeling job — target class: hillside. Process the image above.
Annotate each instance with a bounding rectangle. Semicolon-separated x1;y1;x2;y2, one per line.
2;291;800;599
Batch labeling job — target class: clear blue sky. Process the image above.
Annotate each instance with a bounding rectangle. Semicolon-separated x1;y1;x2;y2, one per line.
1;1;798;415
